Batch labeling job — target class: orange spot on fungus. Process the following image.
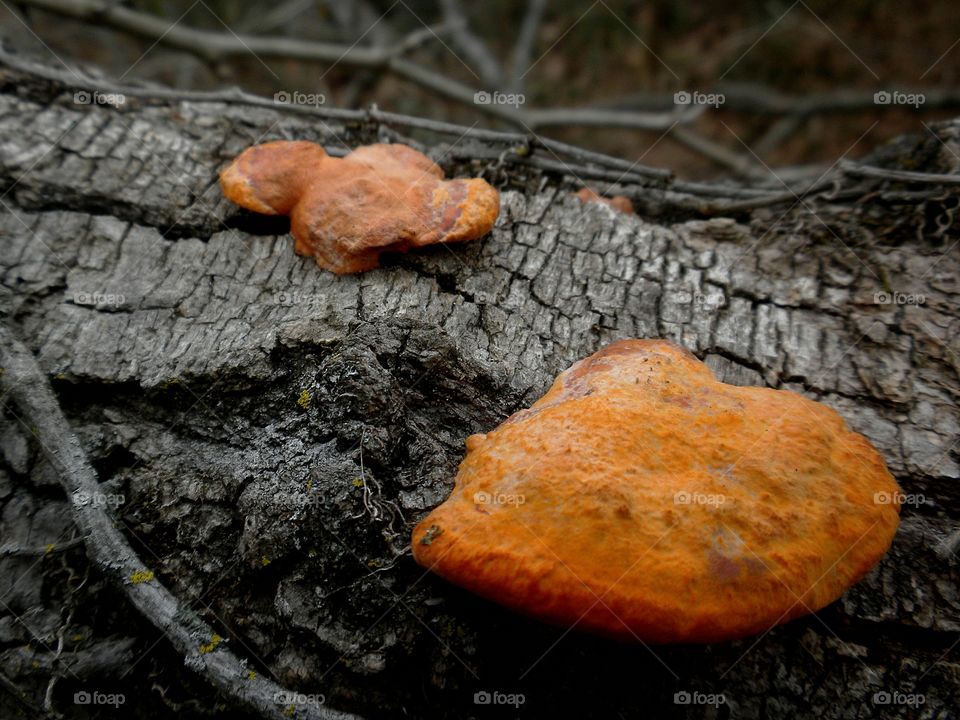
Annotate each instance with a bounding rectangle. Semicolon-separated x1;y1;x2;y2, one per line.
573;187;635;214
412;339;901;643
220;141;500;274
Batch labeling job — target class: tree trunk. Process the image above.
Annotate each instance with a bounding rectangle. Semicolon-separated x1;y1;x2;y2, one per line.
1;51;958;719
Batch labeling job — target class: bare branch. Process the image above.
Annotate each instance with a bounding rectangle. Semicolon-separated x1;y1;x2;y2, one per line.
596;82;960;115
508;0;548;94
3;47;956;218
0;536;85;557
438;0;504;87
0;325;363;720
15;0;687;132
0;670;58;719
669;125;770;180
753;114;806;157
236;0;317;35
839;160;960;185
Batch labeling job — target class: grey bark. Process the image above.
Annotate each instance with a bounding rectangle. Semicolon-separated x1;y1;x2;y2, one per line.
0;51;958;720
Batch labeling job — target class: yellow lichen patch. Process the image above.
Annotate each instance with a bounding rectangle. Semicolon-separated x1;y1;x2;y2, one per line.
352;477;364;488
247;670;257;680
261;555;271;567
44;543;56;555
297;389;311;409
199;633;222;654
129;570;155;584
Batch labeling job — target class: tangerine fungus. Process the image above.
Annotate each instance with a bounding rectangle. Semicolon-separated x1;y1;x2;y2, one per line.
572;187;635;214
220;141;500;274
412;339;901;643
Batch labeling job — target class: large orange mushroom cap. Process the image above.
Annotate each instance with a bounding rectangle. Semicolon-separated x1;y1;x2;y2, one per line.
219;141;500;274
412;339;902;643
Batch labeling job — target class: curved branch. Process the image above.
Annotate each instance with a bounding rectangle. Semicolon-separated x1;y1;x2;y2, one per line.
1;47;955;217
594;82;960;115
438;0;504;87
508;0;548;94
839;160;960;185
0;325;362;720
15;0;686;132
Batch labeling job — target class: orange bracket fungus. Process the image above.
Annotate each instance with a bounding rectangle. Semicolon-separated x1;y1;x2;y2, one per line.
412;339;901;643
572;187;635;214
220;141;500;274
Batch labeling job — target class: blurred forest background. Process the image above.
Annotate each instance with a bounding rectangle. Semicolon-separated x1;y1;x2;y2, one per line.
3;0;960;179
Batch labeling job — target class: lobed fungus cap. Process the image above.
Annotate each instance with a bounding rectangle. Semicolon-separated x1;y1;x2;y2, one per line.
220;141;500;274
412;339;901;643
573;187;635;214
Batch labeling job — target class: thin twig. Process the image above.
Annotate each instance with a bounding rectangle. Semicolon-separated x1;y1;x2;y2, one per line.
438;0;503;87
0;324;362;720
596;82;960;115
0;536;86;557
2;47;958;215
840;161;960;185
669;125;768;180
15;0;685;132
508;0;548;94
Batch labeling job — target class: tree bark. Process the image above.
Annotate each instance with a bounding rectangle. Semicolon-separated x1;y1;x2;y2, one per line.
0;51;958;719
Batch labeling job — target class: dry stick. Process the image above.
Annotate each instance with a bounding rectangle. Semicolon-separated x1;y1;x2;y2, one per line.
0;326;362;720
0;46;812;199
0;46;674;184
1;48;957;212
839;161;960;185
669;125;768;180
438;0;504;87
508;0;548;95
753;114;807;157
593;83;960;115
0;536;86;557
16;0;684;132
235;0;317;35
0;670;57;719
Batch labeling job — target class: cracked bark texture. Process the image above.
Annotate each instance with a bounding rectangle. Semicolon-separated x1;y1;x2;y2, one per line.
1;56;958;720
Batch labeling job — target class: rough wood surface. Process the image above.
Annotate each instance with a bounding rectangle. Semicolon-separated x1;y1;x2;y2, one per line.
0;52;958;719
